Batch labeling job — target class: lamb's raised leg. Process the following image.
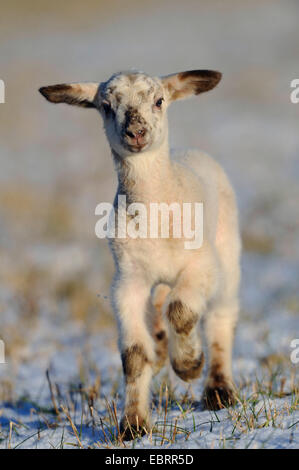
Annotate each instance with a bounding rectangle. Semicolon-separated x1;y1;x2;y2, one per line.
165;251;219;382
202;300;238;409
112;275;155;440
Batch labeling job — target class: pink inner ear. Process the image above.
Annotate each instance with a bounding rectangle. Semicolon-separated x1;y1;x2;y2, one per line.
162;70;222;102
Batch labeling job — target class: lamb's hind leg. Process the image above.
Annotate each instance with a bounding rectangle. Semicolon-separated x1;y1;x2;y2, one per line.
150;284;170;374
202;299;238;409
112;275;155;440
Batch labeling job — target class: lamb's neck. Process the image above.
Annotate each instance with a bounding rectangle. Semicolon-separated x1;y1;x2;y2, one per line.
113;142;175;203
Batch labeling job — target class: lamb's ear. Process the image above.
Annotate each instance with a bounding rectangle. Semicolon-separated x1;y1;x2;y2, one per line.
162;70;222;102
39;82;99;108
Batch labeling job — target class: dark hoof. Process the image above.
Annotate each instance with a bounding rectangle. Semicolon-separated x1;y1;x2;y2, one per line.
172;352;204;382
202;385;236;410
119;417;148;441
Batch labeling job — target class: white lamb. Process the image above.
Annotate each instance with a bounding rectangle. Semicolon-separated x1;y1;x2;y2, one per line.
40;69;241;440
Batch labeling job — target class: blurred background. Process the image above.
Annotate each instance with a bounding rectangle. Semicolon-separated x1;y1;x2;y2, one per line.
0;0;298;447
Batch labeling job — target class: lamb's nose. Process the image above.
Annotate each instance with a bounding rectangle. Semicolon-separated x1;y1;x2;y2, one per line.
125;128;146;139
137;128;146;138
125;130;135;139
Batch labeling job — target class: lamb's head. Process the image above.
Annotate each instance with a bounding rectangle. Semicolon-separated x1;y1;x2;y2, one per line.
98;72;168;156
39;69;221;158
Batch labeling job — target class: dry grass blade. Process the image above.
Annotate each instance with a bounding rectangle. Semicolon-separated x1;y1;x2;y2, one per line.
46;370;61;421
112;400;126;447
8;421;14;449
215;390;224;409
172;417;178;443
161;384;169;446
99;417;111;446
61;405;83;449
124;415;135;441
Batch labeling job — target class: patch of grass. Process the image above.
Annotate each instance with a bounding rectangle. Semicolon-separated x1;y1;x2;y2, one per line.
1;380;297;449
242;231;275;255
0;357;297;448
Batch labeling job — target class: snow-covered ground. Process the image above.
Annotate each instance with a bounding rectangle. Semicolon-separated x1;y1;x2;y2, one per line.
0;0;298;449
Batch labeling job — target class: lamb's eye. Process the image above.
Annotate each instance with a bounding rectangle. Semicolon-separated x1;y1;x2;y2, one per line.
155;97;163;108
102;101;111;115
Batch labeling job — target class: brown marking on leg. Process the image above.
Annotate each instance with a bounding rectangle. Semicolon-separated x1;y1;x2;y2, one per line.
202;360;236;410
121;344;149;384
120;344;151;439
172;352;205;382
153;329;168;374
167;300;197;335
212;342;224;354
156;330;166;341
166;300;203;381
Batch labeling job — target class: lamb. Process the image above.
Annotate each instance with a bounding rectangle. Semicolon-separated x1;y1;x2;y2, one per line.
39;69;241;440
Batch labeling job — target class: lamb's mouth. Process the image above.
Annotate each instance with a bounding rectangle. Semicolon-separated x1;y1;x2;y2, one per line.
123;141;148;153
130;143;147;152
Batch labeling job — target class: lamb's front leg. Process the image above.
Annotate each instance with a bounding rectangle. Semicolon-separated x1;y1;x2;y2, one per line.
165;250;219;382
112;275;155;440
